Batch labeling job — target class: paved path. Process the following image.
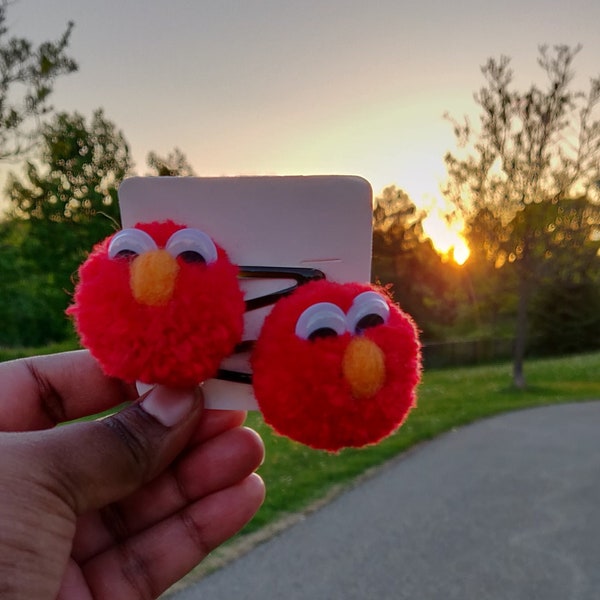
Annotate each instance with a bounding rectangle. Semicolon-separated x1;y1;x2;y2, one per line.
170;401;600;600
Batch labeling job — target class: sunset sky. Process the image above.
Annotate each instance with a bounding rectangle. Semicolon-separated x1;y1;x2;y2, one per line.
7;0;600;258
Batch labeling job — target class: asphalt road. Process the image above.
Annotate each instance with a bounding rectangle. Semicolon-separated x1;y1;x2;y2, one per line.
170;401;600;600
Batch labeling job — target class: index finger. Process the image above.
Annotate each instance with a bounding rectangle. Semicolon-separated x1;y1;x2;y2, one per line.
0;350;138;431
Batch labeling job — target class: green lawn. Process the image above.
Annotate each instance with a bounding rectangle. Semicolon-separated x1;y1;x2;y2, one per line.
0;340;79;362
245;351;600;533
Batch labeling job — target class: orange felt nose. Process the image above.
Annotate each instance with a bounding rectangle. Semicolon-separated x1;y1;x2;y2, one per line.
130;249;179;306
341;337;386;399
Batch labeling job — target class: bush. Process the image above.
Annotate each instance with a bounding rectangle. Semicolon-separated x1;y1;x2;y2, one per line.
530;280;600;355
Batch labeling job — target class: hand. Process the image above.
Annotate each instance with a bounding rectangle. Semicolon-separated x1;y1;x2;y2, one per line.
0;350;265;599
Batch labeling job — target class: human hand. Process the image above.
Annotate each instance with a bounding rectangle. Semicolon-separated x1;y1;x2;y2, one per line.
0;350;265;599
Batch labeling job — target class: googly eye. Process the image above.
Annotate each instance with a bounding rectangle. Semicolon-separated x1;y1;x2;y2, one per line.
108;228;158;260
295;302;347;341
165;228;218;264
346;291;390;335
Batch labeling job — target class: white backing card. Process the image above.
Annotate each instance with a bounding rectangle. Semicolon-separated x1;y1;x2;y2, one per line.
118;175;373;410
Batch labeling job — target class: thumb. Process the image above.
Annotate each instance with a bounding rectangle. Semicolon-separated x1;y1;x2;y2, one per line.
34;385;203;515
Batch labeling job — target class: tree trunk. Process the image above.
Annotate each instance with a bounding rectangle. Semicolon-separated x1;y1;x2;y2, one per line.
513;273;529;389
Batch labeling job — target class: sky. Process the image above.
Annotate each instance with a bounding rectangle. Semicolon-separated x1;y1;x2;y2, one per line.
6;0;600;257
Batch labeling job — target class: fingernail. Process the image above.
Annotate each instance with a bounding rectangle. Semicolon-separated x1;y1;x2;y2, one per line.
141;385;199;427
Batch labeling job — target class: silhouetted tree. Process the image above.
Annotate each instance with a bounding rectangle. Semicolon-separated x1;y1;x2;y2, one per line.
444;45;600;388
0;1;77;160
146;147;195;176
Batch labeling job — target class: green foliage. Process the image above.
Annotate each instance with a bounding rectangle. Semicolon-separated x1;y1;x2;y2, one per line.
0;220;70;345
0;1;77;159
2;110;131;346
531;280;600;355
524;196;600;353
461;196;600;340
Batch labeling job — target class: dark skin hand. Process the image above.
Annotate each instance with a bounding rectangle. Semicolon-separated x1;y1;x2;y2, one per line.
0;350;265;599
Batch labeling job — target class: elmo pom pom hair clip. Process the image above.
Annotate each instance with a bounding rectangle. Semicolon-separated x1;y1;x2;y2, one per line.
68;176;422;452
251;279;421;451
67;220;245;388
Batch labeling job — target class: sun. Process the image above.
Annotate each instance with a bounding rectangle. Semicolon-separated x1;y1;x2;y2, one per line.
452;237;470;265
422;209;470;265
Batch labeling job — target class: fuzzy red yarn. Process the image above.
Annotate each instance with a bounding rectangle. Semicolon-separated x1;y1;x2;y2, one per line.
67;220;245;387
251;280;421;452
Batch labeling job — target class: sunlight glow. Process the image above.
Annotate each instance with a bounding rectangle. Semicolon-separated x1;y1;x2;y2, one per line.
452;237;470;265
422;206;470;265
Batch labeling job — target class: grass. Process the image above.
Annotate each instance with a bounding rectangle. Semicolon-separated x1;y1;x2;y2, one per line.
0;340;79;362
244;351;600;534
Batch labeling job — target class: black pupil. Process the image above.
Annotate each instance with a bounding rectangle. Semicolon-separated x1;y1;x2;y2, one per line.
115;249;137;260
356;313;384;333
178;251;206;264
308;327;338;341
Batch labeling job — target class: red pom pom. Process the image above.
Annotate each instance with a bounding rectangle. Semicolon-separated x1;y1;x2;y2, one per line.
251;280;421;451
68;221;245;387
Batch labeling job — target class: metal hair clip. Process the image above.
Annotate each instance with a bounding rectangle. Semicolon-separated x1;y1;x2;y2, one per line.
217;266;325;384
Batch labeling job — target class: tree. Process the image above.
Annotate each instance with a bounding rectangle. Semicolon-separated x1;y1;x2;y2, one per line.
372;186;424;258
0;1;77;160
444;45;600;388
372;186;460;338
4;109;131;344
0;219;66;345
146;147;195;176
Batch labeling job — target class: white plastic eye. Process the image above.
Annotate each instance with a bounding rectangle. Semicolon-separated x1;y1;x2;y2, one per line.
165;228;218;264
108;228;158;259
346;291;390;334
295;302;347;341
